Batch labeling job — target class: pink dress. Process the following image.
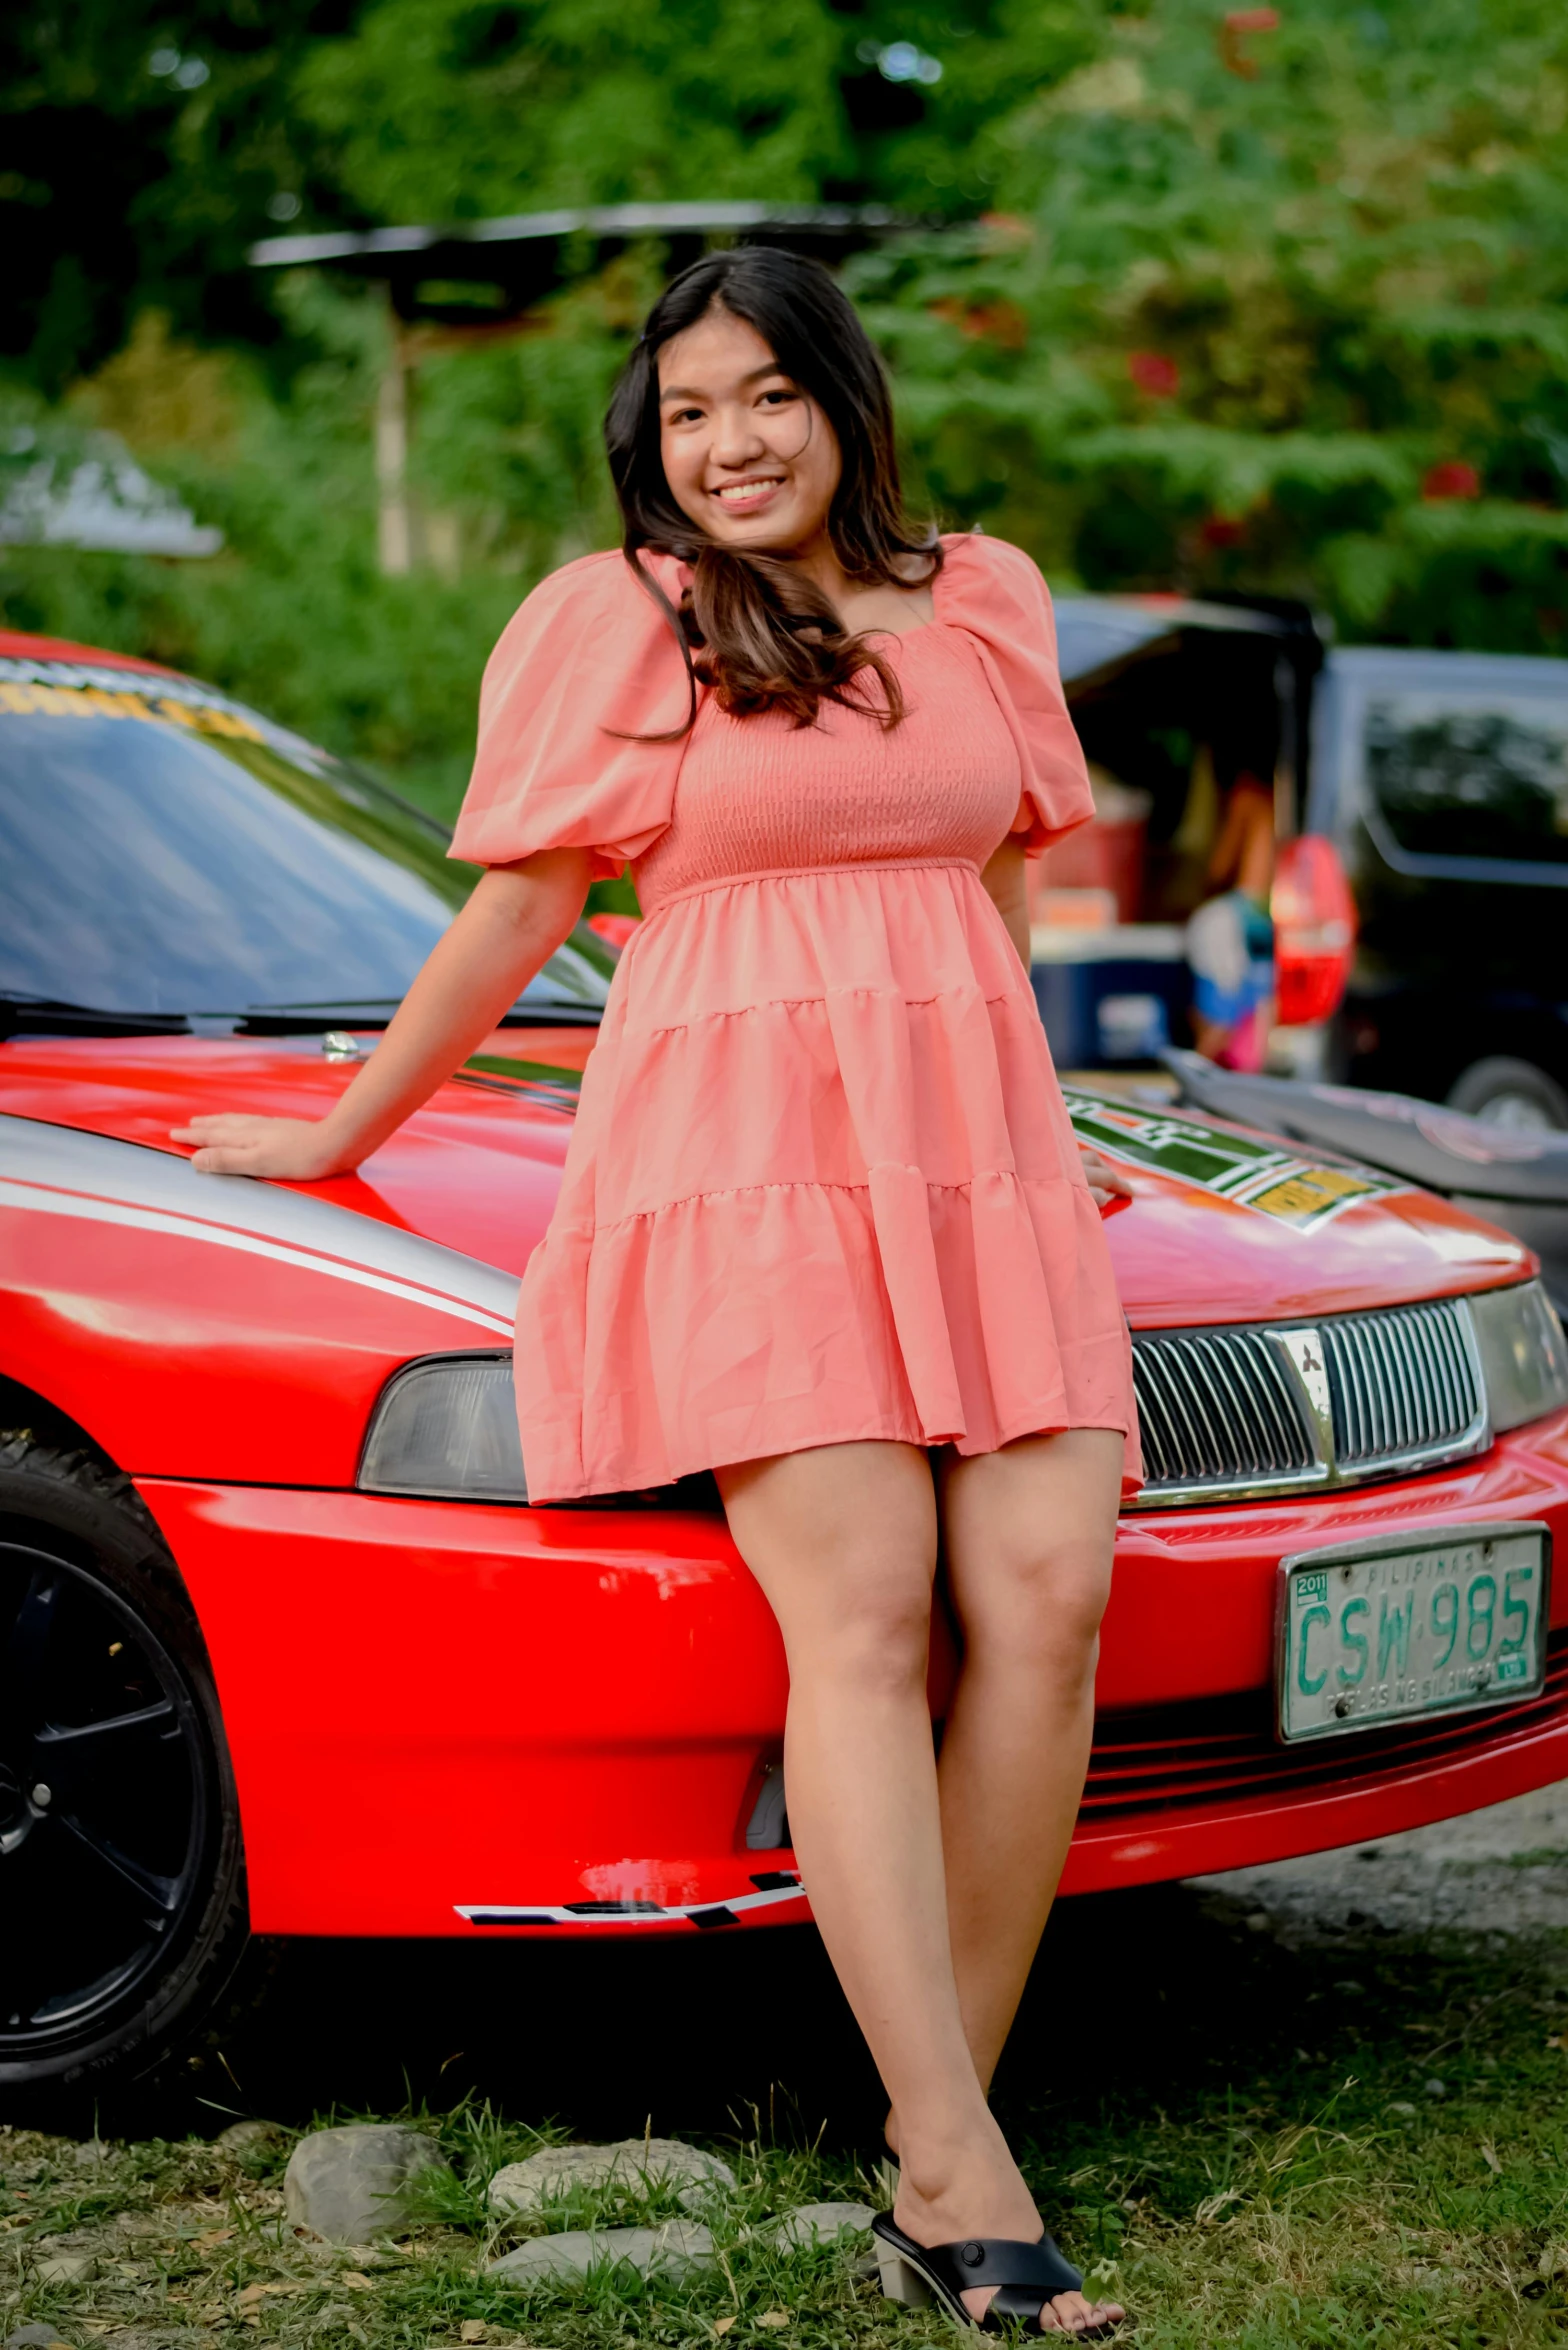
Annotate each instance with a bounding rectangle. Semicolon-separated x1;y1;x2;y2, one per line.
452;532;1141;1503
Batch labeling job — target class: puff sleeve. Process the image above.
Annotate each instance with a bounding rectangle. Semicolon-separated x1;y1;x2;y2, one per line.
449;549;692;879
934;533;1094;855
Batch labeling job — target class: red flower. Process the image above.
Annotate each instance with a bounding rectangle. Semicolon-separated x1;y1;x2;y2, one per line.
1422;461;1481;501
1200;514;1246;549
1128;350;1180;398
1220;7;1281;77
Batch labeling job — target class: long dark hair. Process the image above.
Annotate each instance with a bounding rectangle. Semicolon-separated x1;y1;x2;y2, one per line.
603;246;940;730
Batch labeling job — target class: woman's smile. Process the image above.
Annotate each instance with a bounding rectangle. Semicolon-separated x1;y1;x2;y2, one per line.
712;472;786;513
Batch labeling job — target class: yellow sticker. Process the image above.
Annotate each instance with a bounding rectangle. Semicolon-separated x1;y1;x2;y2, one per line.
0;668;265;740
1245;1166;1384;1227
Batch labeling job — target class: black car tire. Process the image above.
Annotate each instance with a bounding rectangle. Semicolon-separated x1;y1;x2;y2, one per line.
0;1437;253;2093
1447;1056;1568;1133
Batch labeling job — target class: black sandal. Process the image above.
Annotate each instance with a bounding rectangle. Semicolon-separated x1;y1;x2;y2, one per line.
871;2211;1124;2338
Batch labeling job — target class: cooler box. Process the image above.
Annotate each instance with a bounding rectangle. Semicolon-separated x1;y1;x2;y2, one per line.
1030;926;1192;1069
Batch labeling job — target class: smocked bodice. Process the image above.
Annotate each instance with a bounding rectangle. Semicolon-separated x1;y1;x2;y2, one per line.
633;626;1024;910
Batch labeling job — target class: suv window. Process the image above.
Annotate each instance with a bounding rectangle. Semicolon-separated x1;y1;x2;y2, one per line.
1364;694;1568;865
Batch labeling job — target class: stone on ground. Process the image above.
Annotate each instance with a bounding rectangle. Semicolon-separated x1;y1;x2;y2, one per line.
770;2201;877;2249
487;2138;734;2215
31;2249;97;2285
213;2119;286;2154
283;2123;449;2243
5;2328;73;2349
487;2219;715;2282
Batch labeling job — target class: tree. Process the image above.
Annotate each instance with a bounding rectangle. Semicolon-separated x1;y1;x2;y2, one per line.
0;2;358;392
849;0;1568;646
5;0;1568;814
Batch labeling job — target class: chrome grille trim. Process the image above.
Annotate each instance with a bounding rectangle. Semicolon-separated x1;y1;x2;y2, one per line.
1133;1328;1315;1494
1128;1296;1491;1510
1321;1296;1485;1470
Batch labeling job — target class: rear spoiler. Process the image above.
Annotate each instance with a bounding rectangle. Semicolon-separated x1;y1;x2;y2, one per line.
1162;1049;1568;1209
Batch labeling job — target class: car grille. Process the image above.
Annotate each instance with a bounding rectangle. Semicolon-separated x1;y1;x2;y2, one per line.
1082;1628;1568;1820
1320;1298;1482;1467
1129;1295;1488;1507
1132;1327;1314;1490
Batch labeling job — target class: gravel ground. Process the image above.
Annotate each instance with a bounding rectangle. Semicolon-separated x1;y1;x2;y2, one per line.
1188;1779;1568;1941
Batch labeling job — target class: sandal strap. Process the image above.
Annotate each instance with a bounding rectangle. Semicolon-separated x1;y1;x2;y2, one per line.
891;2226;1084;2300
938;2235;1083;2297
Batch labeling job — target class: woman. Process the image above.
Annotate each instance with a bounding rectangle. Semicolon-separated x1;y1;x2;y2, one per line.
173;249;1139;2338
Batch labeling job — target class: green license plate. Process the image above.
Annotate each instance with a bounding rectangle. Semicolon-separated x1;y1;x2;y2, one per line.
1278;1523;1551;1743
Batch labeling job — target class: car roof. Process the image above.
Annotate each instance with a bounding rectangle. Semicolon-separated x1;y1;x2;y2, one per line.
1324;643;1568;691
1052;593;1294;690
0;628;178;675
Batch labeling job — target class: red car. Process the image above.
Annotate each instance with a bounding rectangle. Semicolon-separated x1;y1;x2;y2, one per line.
6;632;1568;2095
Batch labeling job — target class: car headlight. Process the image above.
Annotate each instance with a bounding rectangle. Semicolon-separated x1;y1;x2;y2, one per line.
358;1352;528;1501
1470;1280;1568;1434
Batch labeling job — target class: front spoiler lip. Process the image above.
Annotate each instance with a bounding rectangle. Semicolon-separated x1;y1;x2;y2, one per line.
456;1870;805;1931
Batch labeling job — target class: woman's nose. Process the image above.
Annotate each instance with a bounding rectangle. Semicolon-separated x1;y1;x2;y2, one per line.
710;407;767;467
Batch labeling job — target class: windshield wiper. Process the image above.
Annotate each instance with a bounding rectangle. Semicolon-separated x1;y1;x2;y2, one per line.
1;953;610;1039
0;993;193;1039
237;996;603;1031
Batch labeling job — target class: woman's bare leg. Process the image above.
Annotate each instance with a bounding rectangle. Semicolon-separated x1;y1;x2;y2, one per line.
936;1427;1125;2092
717;1438;1119;2334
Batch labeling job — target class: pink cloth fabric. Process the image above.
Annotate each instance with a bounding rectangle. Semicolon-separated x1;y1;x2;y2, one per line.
452;532;1142;1502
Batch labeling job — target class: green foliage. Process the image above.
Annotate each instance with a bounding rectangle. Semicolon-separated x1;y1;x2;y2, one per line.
1;1;337;392
4;0;1568;812
0;292;519;817
292;0;855;222
845;0;1568;646
5;1912;1568;2346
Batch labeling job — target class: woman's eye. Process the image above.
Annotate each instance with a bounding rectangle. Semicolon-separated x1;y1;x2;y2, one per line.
759;389;798;407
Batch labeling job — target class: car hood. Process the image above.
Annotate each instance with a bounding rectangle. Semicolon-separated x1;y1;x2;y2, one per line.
0;1035;1530;1328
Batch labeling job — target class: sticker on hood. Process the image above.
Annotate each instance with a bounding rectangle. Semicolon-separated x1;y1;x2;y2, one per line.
1063;1089;1407;1230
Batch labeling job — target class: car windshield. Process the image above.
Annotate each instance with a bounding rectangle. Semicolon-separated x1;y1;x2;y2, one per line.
0;660;612;1030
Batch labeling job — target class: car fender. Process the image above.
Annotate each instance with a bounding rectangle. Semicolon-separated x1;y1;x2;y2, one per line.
0;1114;518;1484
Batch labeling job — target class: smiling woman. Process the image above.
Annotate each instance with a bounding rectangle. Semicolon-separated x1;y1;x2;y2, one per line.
604;248;943;729
175;248;1135;2339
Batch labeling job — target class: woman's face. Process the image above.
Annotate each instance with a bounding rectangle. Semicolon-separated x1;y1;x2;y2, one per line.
657;306;841;554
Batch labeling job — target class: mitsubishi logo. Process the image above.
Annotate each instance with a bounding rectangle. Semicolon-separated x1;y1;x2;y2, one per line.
1274;1326;1335;1459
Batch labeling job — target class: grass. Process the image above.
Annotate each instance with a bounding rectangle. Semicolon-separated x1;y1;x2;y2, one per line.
4;1886;1568;2349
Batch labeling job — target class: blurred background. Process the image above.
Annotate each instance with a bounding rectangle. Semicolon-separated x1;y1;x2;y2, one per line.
6;0;1567;822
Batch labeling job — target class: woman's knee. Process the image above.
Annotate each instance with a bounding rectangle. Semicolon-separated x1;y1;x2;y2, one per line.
955;1535;1114;1673
720;1441;938;1690
798;1553;935;1693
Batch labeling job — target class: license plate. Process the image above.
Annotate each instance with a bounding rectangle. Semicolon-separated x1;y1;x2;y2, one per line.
1278;1523;1551;1743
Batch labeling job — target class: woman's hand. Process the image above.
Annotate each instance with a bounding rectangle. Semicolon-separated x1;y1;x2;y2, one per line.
169;849;592;1182
1078;1144;1134;1210
168;1112;355;1180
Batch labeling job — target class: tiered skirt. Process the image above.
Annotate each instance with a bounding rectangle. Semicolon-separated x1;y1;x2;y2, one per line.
515;860;1141;1502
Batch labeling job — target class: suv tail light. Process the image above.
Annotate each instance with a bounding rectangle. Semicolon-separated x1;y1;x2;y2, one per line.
1271;835;1356;1026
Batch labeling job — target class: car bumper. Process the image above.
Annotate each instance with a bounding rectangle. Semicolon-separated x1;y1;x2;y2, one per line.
138;1404;1568;1936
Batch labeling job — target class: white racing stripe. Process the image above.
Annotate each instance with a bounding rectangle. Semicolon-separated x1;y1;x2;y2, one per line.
0;1180;516;1336
0;1115;519;1337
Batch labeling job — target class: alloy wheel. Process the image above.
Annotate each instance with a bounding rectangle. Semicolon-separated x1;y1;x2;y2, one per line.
0;1539;212;2055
